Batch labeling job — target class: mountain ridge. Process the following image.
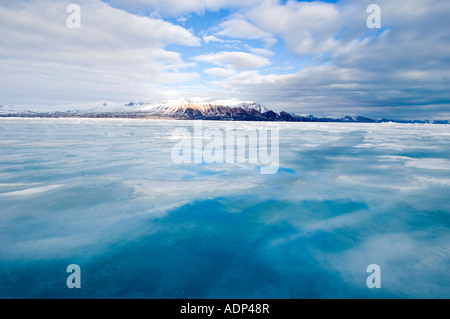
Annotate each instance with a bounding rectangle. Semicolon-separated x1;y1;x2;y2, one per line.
0;99;448;124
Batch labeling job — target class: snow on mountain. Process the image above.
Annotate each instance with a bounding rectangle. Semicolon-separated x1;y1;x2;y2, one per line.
0;98;272;120
135;98;269;117
1;98;447;123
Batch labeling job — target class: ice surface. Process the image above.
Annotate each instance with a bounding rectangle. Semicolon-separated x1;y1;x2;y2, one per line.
0;118;449;298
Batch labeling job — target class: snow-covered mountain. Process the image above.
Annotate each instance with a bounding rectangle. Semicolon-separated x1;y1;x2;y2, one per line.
0;98;275;120
65;98;277;121
136;98;270;119
0;98;448;124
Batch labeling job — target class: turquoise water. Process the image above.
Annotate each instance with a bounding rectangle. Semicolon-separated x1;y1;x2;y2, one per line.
0;118;449;298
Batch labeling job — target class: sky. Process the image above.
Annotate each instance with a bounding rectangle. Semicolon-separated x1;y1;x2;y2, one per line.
0;0;449;119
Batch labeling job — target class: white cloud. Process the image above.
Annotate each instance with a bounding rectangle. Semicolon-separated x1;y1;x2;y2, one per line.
207;65;367;110
248;48;274;56
0;0;200;105
203;35;225;44
193;51;270;70
248;0;340;55
215;19;276;46
204;67;236;77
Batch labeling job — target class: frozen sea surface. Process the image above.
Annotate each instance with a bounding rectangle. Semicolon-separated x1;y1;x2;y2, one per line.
0;118;449;298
